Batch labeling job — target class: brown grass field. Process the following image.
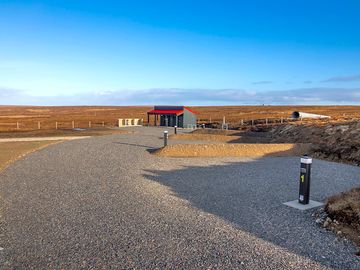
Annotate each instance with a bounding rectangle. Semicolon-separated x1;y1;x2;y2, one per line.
0;105;359;133
0;141;60;171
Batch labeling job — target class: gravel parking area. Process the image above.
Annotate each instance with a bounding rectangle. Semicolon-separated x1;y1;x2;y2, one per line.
0;127;359;269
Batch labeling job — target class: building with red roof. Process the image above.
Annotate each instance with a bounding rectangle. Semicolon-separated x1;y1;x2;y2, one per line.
147;106;197;128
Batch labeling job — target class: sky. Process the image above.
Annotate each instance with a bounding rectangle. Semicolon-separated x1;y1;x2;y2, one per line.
0;0;360;105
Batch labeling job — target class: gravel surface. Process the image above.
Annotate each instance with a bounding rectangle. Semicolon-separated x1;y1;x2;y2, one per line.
155;143;311;157
0;126;359;269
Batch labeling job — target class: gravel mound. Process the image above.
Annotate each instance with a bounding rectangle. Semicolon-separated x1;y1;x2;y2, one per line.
154;143;311;157
170;133;241;142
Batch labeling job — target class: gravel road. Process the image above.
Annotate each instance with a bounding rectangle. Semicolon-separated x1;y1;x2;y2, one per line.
1;127;359;269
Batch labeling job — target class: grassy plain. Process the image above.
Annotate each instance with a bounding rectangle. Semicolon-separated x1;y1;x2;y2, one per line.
0;105;359;133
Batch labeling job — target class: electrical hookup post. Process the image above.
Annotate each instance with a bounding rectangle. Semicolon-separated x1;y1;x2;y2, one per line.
283;155;324;210
163;130;168;147
299;155;312;204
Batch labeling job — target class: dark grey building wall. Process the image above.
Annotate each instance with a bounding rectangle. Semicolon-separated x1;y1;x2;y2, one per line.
183;109;197;127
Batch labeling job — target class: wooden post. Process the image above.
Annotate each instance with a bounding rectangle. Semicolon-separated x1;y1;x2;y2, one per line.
16;122;19;130
281;117;283;124
89;121;91;128
72;121;75;129
38;121;41;130
209;117;212;123
252;119;254;126
102;121;105;127
265;118;268;125
55;122;58;130
240;119;244;126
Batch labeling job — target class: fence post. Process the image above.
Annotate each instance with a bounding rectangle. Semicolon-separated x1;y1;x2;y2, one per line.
16;122;19;130
55;122;58;130
102;121;105;127
240;119;244;126
251;119;254;126
265;118;268;125
72;121;75;129
281;117;283;124
38;121;41;130
89;121;91;128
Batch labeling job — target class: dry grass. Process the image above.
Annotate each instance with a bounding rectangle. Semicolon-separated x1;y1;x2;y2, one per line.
0;141;61;171
1;105;359;133
193;105;360;123
0;128;128;138
325;188;360;246
154;143;311;157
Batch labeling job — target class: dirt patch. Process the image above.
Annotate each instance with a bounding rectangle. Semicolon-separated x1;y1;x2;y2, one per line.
170;133;242;142
0;141;61;171
154;143;311;157
192;129;240;136
323;187;360;248
171;131;271;143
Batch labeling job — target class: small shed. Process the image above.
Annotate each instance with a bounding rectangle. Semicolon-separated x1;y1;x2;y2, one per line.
147;106;197;128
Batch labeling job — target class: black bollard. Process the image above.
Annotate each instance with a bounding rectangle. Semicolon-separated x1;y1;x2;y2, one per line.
174;126;177;134
299;156;312;204
163;130;168;147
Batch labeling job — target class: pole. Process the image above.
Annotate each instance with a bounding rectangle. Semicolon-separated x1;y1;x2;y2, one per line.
89;121;91;128
72;121;75;129
163;131;168;147
102;121;105;127
55;122;58;130
251;119;254;126
16;122;19;130
174;126;177;134
265;118;268;125
299;156;312;205
281;117;283;124
38;121;41;130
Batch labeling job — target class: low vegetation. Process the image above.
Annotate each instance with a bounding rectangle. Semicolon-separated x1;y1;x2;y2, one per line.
0;141;60;171
325;188;360;248
0;128;127;139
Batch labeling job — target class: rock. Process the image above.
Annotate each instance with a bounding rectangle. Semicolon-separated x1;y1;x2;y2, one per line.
337;231;343;236
315;218;322;224
323;221;330;228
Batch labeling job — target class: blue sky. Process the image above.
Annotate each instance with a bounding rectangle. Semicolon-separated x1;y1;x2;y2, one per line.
0;0;360;105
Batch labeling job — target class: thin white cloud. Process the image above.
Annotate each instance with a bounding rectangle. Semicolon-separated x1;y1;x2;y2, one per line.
1;87;360;105
252;81;273;85
323;74;360;82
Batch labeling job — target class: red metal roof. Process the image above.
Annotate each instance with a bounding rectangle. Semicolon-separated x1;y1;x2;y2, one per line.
184;107;197;114
147;109;183;115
